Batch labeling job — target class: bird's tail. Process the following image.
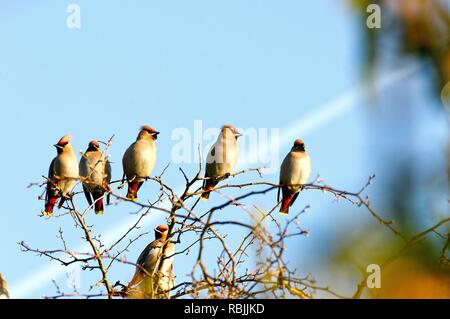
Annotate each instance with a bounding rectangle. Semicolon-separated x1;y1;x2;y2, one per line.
201;179;217;201
92;192;104;215
279;190;300;215
279;194;293;215
126;181;142;201
44;196;58;216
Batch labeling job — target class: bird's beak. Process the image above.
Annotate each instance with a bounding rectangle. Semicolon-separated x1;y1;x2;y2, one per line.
53;144;63;150
235;131;242;138
152;132;160;139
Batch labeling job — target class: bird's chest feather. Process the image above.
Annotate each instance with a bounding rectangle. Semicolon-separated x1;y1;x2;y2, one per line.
206;139;238;176
55;153;79;178
126;141;157;175
280;153;311;185
80;154;106;185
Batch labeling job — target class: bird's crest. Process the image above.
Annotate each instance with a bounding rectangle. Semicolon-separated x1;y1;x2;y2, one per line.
57;135;72;146
88;140;100;150
221;125;241;138
89;140;100;149
155;224;169;233
222;125;237;133
294;139;304;147
141;125;158;134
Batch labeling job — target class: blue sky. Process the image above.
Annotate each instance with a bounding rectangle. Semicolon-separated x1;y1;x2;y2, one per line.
0;1;447;298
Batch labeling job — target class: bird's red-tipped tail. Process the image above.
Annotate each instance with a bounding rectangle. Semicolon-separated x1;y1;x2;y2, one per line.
201;179;217;201
126;181;142;201
279;191;300;215
44;196;58;216
200;191;211;201
93;193;104;215
95;198;104;214
279;194;293;215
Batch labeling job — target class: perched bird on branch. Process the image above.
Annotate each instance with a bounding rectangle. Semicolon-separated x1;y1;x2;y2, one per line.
0;273;8;299
201;125;241;201
126;225;175;299
278;139;311;215
122;126;159;200
79;140;112;214
43;135;79;216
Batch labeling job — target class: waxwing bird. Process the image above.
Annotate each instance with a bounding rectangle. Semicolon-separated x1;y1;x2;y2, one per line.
0;273;8;299
43;135;79;216
79;140;112;214
122;126;159;200
278;139;311;215
201;125;241;201
126;225;175;299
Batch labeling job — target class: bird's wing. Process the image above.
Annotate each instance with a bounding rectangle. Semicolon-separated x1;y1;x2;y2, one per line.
127;244;152;289
203;165;211;189
78;153;88;179
105;160;112;185
104;160;112;205
46;158;57;201
82;184;93;206
122;144;133;178
279;153;292;185
204;144;216;187
127;269;144;290
206;145;216;166
130;240;162;285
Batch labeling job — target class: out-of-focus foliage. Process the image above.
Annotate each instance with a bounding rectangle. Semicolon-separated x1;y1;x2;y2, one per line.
318;0;450;299
352;0;450;100
372;258;450;298
331;225;450;298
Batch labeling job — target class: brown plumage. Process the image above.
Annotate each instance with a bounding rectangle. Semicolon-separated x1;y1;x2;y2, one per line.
201;125;241;200
125;225;175;299
44;135;79;216
278;139;311;215
79;140;112;214
122;126;159;200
